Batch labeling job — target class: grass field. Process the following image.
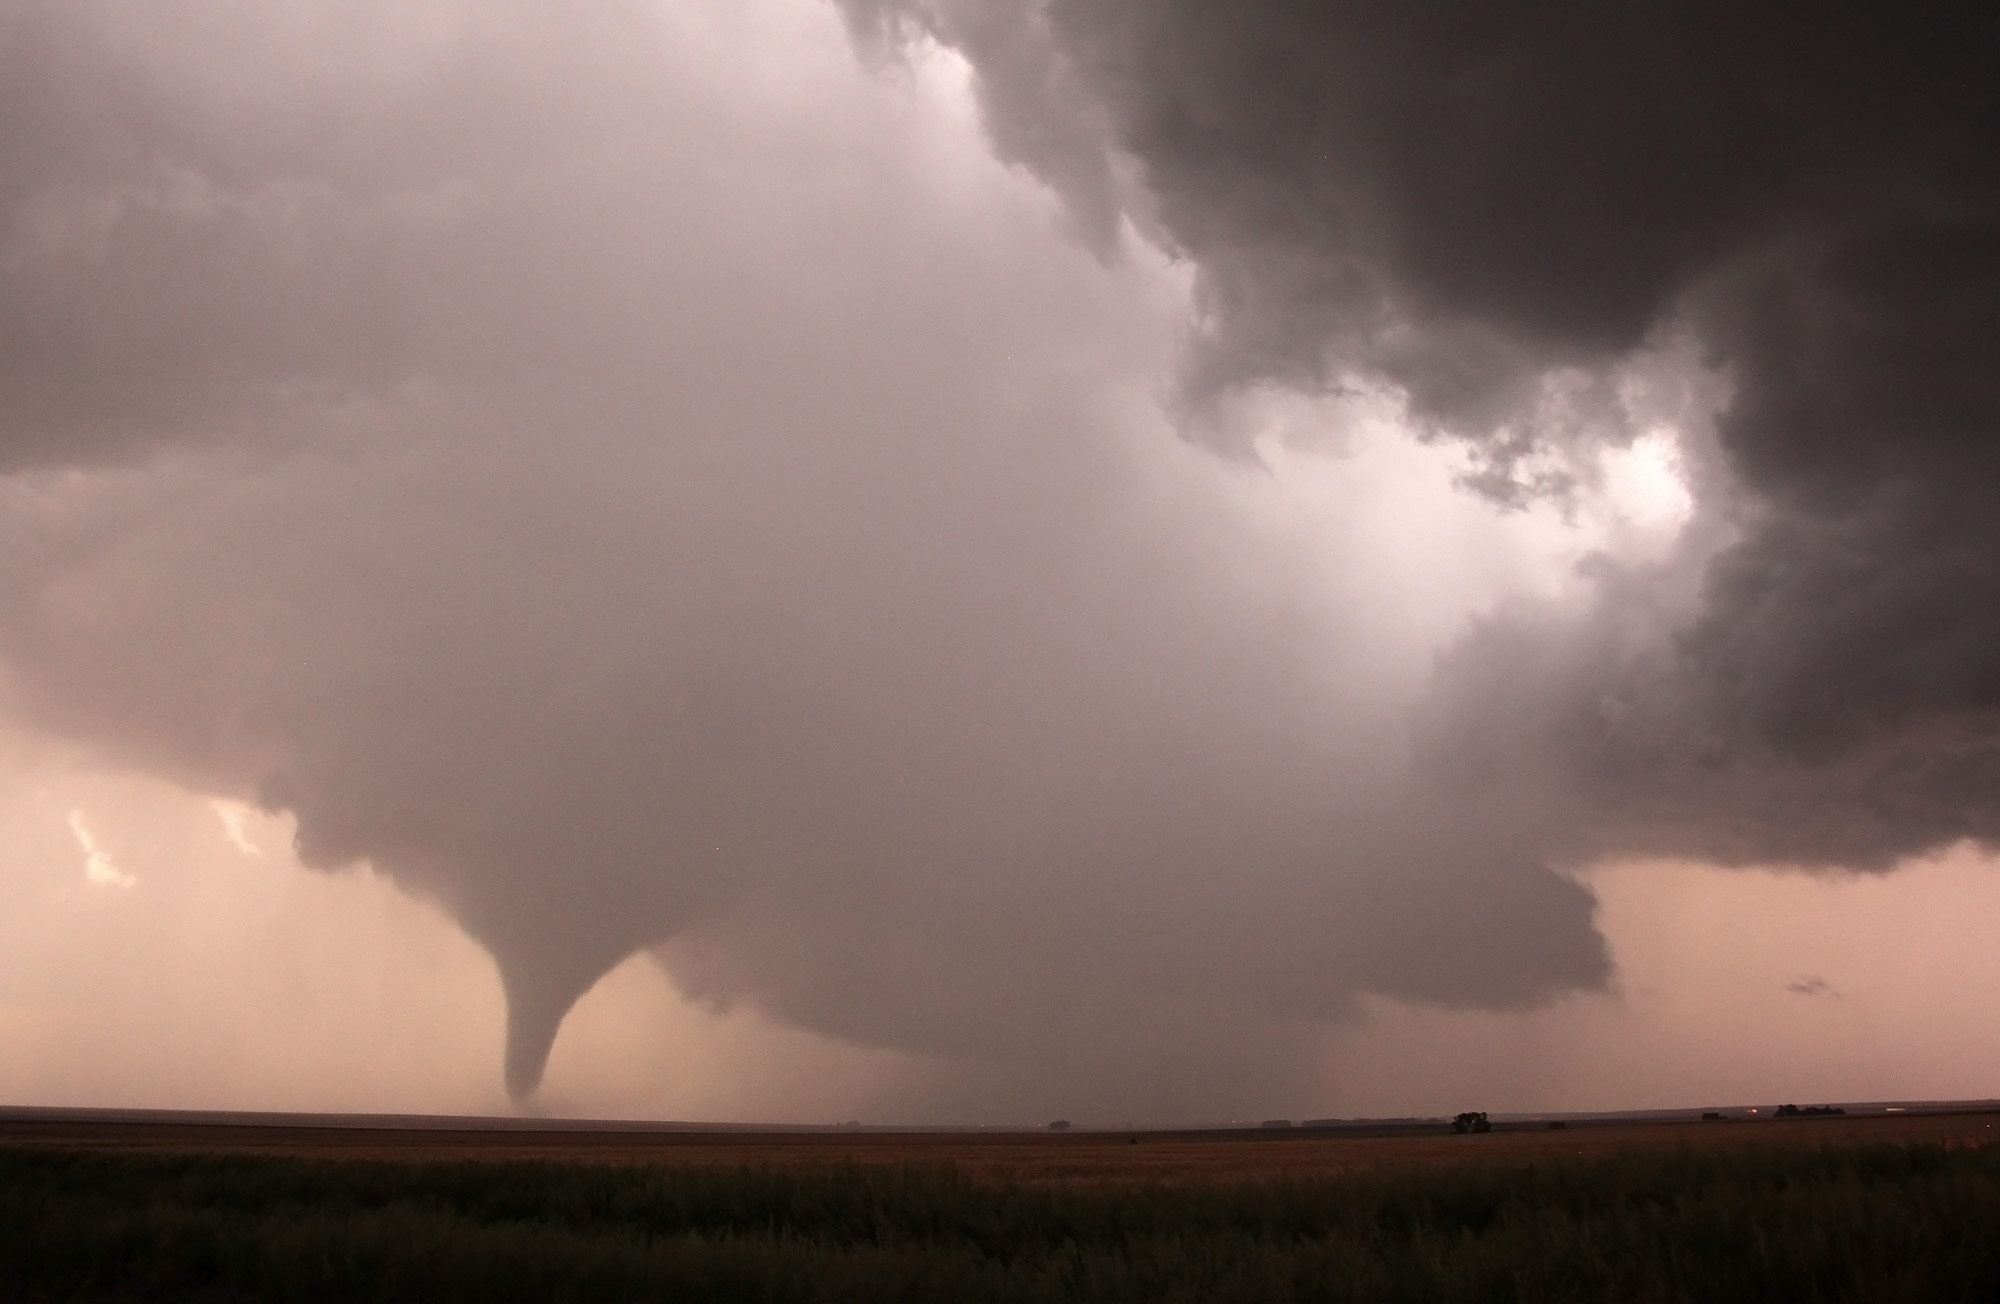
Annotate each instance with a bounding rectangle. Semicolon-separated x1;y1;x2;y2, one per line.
5;1111;1999;1301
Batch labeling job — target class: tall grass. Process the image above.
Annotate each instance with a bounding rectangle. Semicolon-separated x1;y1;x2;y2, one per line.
4;1140;1998;1301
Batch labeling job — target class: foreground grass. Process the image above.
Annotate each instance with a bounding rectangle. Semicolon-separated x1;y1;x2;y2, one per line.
4;1139;1999;1301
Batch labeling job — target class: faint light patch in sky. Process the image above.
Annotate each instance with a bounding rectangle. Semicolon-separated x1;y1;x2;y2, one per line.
211;800;261;855
1600;430;1693;531
66;809;135;889
1;746;511;1115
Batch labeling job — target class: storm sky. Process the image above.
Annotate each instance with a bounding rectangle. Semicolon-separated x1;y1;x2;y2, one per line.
2;0;1996;1122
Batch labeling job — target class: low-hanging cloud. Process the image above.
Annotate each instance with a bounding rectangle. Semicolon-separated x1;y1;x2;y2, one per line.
0;0;1623;1118
6;0;1990;1119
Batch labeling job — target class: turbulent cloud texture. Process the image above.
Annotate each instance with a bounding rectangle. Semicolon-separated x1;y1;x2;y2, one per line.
2;0;1993;1116
0;0;1607;1116
859;2;2000;863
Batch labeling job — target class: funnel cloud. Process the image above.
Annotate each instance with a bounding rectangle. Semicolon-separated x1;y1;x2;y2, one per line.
1;0;1994;1116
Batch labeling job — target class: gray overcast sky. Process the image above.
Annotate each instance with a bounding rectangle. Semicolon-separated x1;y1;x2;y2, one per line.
2;0;1996;1122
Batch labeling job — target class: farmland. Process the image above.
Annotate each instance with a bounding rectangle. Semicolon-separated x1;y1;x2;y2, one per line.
4;1107;1998;1301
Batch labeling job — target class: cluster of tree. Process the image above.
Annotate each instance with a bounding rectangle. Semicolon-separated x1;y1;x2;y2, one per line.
1451;1112;1492;1134
1773;1104;1846;1117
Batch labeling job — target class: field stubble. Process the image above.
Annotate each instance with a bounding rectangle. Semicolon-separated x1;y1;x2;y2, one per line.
4;1109;1999;1301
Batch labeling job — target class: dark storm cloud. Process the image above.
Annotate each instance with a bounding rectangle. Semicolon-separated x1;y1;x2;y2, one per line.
860;4;1996;427
0;1;1609;1118
0;3;672;472
12;0;1991;1119
863;1;2000;871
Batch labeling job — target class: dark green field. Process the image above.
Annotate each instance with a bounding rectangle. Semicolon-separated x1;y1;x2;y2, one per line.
6;1130;2000;1302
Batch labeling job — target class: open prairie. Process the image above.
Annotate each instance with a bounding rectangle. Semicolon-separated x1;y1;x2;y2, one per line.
8;1107;2000;1301
5;1106;1995;1183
